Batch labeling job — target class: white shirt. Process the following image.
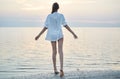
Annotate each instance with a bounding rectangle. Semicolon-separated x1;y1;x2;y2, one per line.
44;12;67;41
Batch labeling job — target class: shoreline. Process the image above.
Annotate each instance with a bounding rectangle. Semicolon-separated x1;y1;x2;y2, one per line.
4;70;120;79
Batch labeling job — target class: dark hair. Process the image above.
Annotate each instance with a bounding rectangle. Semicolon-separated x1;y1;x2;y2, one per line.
51;2;59;14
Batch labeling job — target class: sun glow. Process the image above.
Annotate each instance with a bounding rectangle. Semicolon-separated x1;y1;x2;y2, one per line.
0;0;120;27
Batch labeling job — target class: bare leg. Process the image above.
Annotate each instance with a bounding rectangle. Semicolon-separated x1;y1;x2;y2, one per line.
58;38;64;77
51;41;58;74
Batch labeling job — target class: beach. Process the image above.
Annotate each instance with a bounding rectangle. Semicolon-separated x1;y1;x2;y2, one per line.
0;27;120;79
5;70;120;79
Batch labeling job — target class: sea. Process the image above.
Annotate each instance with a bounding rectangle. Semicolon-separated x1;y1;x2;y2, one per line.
0;27;120;79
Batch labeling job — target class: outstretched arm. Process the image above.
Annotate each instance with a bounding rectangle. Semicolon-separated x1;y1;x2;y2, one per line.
35;27;47;40
64;25;78;39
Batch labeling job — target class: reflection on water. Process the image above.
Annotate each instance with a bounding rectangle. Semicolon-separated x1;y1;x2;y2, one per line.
0;27;120;78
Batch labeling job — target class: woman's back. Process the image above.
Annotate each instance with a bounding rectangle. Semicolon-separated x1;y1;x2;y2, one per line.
46;12;66;29
45;12;66;41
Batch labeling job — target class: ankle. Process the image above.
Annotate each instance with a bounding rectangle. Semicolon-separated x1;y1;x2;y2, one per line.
60;70;63;72
60;70;64;77
54;70;58;72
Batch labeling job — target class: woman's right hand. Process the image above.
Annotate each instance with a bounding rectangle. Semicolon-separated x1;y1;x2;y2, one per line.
35;35;40;40
73;34;78;39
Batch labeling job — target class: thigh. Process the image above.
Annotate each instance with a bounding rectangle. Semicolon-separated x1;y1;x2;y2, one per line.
58;38;63;51
51;41;57;52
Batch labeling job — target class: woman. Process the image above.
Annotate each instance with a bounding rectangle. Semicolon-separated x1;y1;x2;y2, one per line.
35;2;78;77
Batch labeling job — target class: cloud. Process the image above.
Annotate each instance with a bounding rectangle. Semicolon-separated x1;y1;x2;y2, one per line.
79;20;120;24
0;0;120;27
15;0;48;11
13;0;97;12
63;0;97;4
79;0;96;4
22;7;44;11
21;4;45;11
16;0;26;4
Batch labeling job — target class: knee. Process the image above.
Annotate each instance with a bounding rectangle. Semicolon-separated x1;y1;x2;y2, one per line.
58;49;63;54
52;52;57;59
53;51;57;56
53;52;57;56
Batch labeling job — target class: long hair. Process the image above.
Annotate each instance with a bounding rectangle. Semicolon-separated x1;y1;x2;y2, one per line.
51;2;59;14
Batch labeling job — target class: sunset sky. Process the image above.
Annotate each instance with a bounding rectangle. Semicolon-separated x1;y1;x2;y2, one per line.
0;0;120;27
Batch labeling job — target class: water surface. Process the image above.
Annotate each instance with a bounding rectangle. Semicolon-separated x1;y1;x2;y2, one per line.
0;27;120;78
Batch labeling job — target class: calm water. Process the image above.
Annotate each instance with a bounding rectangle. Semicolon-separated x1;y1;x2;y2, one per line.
0;27;120;78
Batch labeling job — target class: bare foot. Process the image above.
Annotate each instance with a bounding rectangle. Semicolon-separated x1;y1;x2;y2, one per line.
60;70;64;77
54;71;59;74
54;70;59;75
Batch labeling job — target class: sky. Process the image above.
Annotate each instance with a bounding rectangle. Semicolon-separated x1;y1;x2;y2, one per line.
0;0;120;27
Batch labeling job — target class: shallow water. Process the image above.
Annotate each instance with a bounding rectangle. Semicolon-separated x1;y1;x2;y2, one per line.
0;27;120;78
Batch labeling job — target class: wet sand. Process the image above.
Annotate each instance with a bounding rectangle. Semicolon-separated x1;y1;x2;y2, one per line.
8;70;120;79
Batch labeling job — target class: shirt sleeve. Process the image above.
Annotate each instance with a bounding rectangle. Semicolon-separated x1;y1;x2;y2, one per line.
61;14;67;26
44;15;49;28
